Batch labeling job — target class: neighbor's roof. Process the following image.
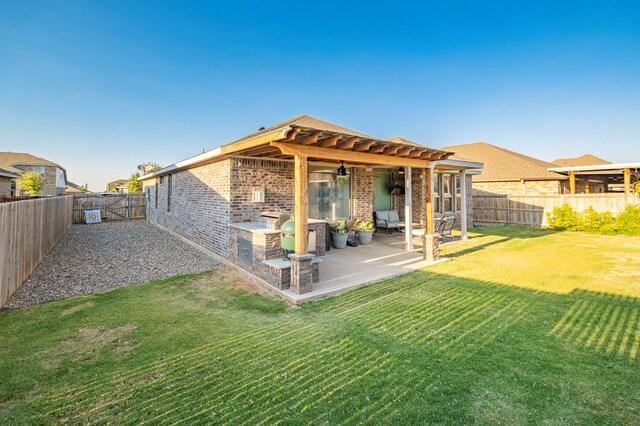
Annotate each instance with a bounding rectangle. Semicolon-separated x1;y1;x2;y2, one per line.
142;115;456;180
441;142;565;181
551;154;611;167
0;152;64;173
0;167;20;179
107;178;129;186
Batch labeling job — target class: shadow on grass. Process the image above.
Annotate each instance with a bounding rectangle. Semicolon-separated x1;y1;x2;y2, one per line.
3;261;639;424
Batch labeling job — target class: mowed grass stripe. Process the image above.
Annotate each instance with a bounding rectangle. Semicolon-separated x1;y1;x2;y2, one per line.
42;320;300;408
41;322;312;420
143;340;351;424
233;350;390;425
370;287;487;338
413;295;508;345
85;325;330;423
393;292;502;341
168;341;387;425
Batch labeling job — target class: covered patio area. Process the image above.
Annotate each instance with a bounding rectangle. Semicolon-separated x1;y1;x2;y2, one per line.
281;233;451;304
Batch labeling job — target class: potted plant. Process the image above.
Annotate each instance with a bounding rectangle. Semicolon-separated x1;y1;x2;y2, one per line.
331;220;349;249
355;219;375;245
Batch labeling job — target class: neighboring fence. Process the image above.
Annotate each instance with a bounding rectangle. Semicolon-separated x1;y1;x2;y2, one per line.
0;196;73;307
473;193;638;227
72;193;146;223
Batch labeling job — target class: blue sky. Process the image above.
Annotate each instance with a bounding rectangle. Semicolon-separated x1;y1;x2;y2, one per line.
1;1;639;191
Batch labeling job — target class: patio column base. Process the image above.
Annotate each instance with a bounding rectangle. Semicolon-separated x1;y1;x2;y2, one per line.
423;234;439;262
289;254;315;294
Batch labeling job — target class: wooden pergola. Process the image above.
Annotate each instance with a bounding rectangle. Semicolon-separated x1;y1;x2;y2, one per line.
227;124;453;260
549;163;640;194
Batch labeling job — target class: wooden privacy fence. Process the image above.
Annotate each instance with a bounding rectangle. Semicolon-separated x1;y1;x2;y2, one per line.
72;193;146;223
0;196;73;307
473;193;638;227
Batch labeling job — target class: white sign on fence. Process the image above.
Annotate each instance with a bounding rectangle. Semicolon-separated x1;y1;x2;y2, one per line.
84;209;102;224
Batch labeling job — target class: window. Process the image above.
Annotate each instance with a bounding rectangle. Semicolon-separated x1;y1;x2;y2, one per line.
167;174;172;212
455;175;462;212
433;173;441;213
308;167;351;220
32;166;45;175
442;174;454;212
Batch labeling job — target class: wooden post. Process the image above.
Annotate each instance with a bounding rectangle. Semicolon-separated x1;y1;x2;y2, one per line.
569;171;576;194
584;179;590;194
624;168;631;195
425;168;434;235
460;171;468;240
423;167;438;261
294;155;308;254
404;167;413;251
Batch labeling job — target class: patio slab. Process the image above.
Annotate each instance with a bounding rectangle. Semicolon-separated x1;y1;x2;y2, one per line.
281;234;450;304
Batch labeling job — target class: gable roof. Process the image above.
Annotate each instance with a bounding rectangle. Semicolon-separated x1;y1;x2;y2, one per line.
441;142;565;181
230;114;374;146
551;154;611;167
0;152;63;171
0;167;20;179
142;115;455;180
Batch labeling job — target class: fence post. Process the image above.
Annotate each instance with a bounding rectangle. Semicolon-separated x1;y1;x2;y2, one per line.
506;195;510;225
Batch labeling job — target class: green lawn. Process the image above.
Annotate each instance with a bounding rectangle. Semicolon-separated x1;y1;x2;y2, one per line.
1;226;639;424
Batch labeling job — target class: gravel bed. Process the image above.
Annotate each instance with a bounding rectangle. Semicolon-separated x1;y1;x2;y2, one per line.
6;220;220;308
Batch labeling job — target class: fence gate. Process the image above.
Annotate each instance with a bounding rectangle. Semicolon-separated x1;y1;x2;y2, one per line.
73;194;146;223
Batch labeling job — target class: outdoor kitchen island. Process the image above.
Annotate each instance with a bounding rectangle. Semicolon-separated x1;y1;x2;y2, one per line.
228;216;327;294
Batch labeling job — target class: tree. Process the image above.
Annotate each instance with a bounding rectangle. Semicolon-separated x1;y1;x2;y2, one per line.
128;173;143;193
18;171;45;196
79;183;89;193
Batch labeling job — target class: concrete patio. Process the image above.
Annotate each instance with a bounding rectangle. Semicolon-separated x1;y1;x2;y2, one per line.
281;233;450;304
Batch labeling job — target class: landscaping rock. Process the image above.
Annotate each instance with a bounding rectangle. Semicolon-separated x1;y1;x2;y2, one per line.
5;220;220;308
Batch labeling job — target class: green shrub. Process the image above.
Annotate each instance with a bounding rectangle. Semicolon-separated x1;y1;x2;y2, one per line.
547;203;640;236
547;204;582;231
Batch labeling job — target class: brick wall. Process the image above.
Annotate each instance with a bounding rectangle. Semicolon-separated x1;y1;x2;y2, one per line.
14;165;63;196
230;158;294;222
351;167;375;220
474;179;570;196
0;176;11;197
145;159;232;256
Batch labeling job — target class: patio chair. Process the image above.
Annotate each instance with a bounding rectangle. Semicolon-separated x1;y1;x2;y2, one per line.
438;216;457;242
374;210;405;236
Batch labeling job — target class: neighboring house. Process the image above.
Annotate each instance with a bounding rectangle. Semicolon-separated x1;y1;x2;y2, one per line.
0;152;68;196
552;154;611;167
0;167;21;198
65;181;91;194
140;115;482;295
106;179;129;193
441;142;600;195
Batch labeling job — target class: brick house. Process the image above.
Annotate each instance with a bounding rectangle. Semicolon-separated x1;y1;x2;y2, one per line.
141;115;482;295
0;152;68;196
0;168;20;198
442;142;604;195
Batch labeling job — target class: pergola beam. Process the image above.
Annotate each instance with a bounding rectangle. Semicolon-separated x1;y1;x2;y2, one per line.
317;135;342;148
271;142;430;168
297;131;323;145
336;137;360;149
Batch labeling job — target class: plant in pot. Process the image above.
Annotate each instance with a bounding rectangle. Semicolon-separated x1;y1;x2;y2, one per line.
331;220;349;249
355;219;375;245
